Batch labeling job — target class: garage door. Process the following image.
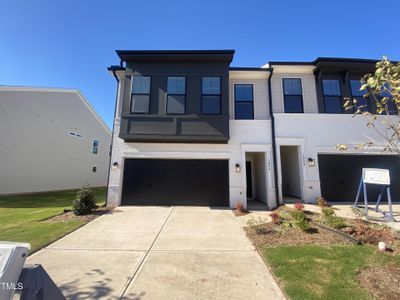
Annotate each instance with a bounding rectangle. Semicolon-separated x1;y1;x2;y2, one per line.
318;154;400;202
121;159;229;206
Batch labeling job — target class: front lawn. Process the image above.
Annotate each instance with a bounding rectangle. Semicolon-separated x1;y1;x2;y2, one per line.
262;244;400;300
0;187;106;253
242;204;400;299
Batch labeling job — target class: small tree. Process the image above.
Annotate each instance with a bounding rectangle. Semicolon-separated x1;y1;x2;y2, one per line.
342;57;400;155
73;185;96;215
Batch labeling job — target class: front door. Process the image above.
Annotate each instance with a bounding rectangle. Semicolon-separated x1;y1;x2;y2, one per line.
246;161;253;198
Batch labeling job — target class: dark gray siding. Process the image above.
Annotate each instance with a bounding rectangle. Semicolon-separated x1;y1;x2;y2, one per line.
119;59;231;143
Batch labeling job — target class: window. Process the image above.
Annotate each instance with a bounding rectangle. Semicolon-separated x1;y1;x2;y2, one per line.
202;77;221;114
234;84;254;119
350;80;370;112
167;77;186;114
322;79;343;113
92;140;99;155
69;131;82;138
92;166;97;173
131;76;151;113
283;78;303;113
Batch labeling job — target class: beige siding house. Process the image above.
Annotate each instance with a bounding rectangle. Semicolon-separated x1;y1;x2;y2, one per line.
0;86;111;194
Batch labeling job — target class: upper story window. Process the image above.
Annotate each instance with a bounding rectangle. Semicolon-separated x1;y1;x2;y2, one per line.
322;79;342;113
350;80;370;112
202;77;221;114
167;77;186;114
131;76;151;113
283;78;303;113
234;84;254;119
92;140;99;155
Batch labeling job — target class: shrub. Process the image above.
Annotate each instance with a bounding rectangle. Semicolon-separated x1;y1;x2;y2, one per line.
316;197;329;207
295;219;311;231
321;207;335;218
290;209;306;222
73;185;96;215
320;207;347;229
270;211;281;224
325;216;347;229
234;202;244;211
289;209;311;231
294;202;305;210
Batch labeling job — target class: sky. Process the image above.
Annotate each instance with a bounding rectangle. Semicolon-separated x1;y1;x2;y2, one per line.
1;0;399;128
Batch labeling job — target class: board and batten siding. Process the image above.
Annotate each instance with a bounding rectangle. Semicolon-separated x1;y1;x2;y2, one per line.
271;70;319;114
0;87;111;195
229;74;270;120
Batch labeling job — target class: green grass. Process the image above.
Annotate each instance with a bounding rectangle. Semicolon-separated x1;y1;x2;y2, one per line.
0;187;106;253
262;244;400;300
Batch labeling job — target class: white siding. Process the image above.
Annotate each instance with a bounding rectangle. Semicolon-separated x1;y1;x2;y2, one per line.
274;113;395;203
271;72;318;113
0;88;111;194
229;72;270;120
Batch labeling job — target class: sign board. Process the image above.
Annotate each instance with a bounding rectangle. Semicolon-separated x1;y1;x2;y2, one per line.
362;168;390;185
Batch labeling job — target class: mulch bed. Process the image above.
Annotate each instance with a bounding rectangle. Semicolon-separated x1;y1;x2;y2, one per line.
358;266;400;300
232;208;249;217
43;207;113;223
244;206;400;251
244;222;347;248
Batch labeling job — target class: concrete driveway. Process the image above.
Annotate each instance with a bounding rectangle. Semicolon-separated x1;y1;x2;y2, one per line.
28;206;285;300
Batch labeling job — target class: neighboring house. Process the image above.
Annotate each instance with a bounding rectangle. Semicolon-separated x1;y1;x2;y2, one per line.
107;50;399;209
0;86;111;195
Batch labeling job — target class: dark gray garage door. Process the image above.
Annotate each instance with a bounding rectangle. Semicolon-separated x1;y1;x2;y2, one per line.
121;159;229;206
318;154;400;202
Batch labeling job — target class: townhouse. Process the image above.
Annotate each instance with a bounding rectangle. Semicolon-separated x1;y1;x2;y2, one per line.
106;50;399;209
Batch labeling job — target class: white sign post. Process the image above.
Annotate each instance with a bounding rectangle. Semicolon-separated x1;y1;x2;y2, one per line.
354;168;394;222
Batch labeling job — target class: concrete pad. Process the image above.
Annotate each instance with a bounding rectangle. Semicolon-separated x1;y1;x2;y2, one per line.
123;251;285;300
28;248;145;300
49;206;172;250
152;207;254;251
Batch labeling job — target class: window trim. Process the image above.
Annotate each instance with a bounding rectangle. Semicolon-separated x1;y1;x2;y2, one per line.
322;79;343;114
166;76;187;115
92;139;99;155
130;75;152;114
201;76;222;115
234;83;254;119
282;78;304;113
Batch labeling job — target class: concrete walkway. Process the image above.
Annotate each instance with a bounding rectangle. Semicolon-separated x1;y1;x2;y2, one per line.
27;206;285;300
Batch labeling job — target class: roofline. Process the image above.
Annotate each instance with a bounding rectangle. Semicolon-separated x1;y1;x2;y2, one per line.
229;67;272;71
115;49;235;63
116;49;235;55
0;85;111;135
269;61;314;66
107;65;125;71
269;57;382;66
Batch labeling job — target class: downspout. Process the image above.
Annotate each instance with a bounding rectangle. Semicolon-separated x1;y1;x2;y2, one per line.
267;67;280;208
105;68;120;207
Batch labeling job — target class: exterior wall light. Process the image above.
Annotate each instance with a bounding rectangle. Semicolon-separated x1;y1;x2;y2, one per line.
308;158;315;167
235;163;241;173
112;162;119;171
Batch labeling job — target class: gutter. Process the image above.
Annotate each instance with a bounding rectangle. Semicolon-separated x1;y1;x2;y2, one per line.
267;67;280;209
105;68;120;207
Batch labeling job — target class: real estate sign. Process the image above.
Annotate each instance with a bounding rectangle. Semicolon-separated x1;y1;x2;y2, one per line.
362;168;390;185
